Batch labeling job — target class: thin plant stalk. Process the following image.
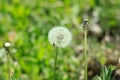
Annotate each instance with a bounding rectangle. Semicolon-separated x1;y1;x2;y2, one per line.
82;19;88;80
84;29;88;80
53;47;59;80
3;42;11;80
6;50;10;80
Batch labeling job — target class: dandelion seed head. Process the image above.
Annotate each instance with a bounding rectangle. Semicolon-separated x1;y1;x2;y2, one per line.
4;42;11;48
48;26;72;48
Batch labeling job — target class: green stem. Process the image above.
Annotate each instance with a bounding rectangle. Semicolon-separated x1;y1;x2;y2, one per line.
84;29;87;80
7;50;10;80
53;47;59;80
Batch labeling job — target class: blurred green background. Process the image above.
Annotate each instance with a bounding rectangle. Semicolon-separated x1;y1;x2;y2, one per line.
0;0;120;80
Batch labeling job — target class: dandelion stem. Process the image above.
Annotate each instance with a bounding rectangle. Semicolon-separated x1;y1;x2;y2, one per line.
53;47;59;80
3;42;11;80
6;49;10;80
84;29;88;80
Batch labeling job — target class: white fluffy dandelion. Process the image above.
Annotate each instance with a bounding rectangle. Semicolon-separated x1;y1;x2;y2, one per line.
4;42;11;48
48;26;72;48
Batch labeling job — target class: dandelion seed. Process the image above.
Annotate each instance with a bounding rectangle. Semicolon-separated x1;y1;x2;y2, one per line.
48;26;72;48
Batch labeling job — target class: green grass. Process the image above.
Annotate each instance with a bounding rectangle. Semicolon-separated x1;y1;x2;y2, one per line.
0;0;119;79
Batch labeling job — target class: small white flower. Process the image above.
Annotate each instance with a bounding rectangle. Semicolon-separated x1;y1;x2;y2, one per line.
48;26;72;48
4;42;11;48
